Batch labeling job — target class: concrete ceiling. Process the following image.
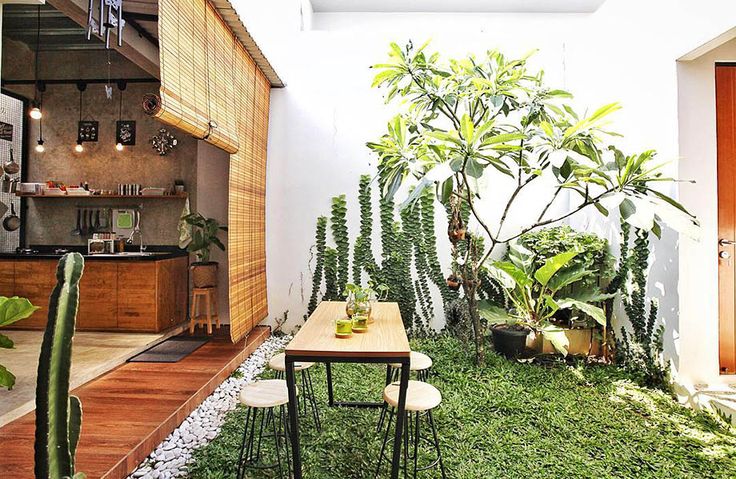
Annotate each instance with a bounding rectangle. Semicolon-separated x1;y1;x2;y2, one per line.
310;0;607;13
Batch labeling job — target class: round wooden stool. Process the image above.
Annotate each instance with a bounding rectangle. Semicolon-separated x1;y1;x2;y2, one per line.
375;380;446;479
268;352;321;431
189;287;220;335
237;379;295;479
378;351;433;431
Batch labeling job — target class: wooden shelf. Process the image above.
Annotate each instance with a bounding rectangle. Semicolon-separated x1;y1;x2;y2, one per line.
15;193;188;199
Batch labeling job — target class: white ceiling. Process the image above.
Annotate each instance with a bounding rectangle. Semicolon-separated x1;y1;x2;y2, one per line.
310;0;606;13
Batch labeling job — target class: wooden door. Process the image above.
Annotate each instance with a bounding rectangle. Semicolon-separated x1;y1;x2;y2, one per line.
717;64;736;374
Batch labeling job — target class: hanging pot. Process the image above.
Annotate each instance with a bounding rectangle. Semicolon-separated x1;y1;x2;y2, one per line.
3;148;19;175
3;202;20;232
1;175;11;193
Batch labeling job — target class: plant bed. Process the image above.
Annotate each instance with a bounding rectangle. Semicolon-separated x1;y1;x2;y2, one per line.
527;327;603;357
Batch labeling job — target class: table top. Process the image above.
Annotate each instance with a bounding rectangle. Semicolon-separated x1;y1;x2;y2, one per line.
286;301;410;359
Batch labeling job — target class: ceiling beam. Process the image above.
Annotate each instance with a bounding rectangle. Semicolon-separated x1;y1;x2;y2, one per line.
122;14;158;46
46;0;160;78
123;11;158;22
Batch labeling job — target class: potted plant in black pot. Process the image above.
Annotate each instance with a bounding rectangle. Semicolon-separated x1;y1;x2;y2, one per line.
479;243;607;359
181;212;227;288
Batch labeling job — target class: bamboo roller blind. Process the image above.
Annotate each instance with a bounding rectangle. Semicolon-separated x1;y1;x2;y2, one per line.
156;0;239;153
158;0;271;342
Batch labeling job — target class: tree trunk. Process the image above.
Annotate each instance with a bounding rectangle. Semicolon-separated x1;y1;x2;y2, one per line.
463;280;484;364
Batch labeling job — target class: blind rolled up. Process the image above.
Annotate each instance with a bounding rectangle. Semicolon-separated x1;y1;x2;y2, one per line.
155;0;239;154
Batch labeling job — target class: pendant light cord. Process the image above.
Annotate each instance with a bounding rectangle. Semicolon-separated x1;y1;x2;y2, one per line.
34;6;41;103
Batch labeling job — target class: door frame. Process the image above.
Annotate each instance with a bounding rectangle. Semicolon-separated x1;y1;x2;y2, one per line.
716;63;736;374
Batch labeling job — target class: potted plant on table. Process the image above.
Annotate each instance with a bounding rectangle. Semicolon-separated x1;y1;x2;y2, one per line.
181;212;227;288
479;243;608;359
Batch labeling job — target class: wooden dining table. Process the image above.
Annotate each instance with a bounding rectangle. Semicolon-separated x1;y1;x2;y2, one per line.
285;301;411;479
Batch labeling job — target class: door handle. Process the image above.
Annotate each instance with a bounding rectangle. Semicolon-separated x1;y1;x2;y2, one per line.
720;239;736;246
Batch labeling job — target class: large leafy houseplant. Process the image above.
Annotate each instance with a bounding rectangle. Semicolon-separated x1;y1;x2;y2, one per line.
181;212;227;288
0;296;40;389
481;244;608;356
367;42;698;362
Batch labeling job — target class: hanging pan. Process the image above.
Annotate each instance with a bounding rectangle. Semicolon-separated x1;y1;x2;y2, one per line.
3;202;20;232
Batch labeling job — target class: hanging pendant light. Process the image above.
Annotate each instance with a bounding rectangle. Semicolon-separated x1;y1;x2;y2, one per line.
75;83;86;153
35;114;45;153
115;81;125;151
30;6;43;120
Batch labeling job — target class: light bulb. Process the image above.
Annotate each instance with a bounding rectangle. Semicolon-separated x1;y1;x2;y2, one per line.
35;140;45;153
29;106;42;120
115;142;124;151
75;142;84;153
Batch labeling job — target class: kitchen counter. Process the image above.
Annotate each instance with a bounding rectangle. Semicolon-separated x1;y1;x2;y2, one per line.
0;249;189;332
0;245;188;261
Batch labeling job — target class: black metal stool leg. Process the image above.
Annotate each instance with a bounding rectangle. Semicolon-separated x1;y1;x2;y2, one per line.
412;412;420;478
428;410;447;479
236;407;252;479
377;365;393;432
304;368;322;431
272;403;285;478
374;407;395;479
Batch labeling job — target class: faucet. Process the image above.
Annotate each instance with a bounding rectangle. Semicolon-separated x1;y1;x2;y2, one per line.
126;210;146;253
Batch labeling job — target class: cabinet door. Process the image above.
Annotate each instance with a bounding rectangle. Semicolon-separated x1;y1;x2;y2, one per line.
0;261;15;296
12;261;55;328
117;262;157;331
77;262;118;330
156;257;189;330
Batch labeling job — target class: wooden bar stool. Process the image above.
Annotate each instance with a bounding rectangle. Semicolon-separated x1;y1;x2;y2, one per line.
378;351;433;431
268;352;322;431
189;287;220;335
237;379;294;479
375;380;446;479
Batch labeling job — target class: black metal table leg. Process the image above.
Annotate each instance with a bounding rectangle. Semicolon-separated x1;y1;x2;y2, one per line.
325;361;334;407
390;358;410;479
285;355;302;478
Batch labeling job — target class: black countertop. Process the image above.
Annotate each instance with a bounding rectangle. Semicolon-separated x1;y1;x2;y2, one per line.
0;245;189;261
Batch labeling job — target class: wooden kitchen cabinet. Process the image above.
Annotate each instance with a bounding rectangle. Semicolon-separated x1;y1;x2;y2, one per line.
0;256;188;332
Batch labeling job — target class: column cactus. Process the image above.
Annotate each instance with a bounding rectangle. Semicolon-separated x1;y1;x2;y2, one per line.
34;252;86;479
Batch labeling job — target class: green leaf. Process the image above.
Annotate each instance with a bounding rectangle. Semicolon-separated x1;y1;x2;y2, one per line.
465;157;485;178
490;261;531;288
540;323;569;356
0;333;13;349
0;296;40;327
460;113;475;142
558;299;606;326
534;251;579;287
478;300;514;325
546;265;593;292
0;364;15;389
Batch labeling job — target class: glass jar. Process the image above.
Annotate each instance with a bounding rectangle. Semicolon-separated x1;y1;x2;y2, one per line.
335;317;353;338
351;313;368;333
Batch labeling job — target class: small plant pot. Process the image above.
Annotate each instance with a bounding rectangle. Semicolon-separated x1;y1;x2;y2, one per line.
448;228;466;243
491;326;530;359
191;262;218;288
446;276;462;291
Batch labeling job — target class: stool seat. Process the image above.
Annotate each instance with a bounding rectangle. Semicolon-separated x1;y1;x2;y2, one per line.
239;379;295;408
383;380;441;412
268;352;315;372
389;351;433;371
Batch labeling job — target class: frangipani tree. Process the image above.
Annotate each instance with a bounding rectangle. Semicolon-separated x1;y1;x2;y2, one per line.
367;41;698;363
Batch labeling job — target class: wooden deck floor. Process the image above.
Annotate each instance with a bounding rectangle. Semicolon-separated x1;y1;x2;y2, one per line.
0;326;270;479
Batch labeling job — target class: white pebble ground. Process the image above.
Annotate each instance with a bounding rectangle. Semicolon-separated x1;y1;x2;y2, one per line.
127;334;291;479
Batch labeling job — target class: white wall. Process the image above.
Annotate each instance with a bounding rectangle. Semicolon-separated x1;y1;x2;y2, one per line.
196;141;231;323
231;0;736;385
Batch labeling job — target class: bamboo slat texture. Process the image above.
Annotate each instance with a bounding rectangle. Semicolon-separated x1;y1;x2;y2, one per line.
155;0;272;342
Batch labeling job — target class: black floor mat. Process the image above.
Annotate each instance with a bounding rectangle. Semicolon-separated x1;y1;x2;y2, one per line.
127;337;209;363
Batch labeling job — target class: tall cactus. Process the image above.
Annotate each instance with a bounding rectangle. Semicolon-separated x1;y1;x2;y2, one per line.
34;253;85;479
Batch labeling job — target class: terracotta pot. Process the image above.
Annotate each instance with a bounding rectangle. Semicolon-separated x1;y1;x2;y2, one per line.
191;262;218;288
446;276;462;291
448;228;466;243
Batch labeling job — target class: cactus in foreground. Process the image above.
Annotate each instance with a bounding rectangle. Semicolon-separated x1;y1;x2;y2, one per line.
34;253;86;479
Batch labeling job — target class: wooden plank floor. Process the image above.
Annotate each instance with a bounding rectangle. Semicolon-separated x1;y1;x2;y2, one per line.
0;326;270;479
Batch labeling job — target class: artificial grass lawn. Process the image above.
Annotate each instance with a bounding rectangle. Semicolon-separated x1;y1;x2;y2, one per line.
188;336;736;478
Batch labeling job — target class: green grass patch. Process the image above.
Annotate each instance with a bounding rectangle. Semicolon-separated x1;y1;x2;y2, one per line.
188;336;736;478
